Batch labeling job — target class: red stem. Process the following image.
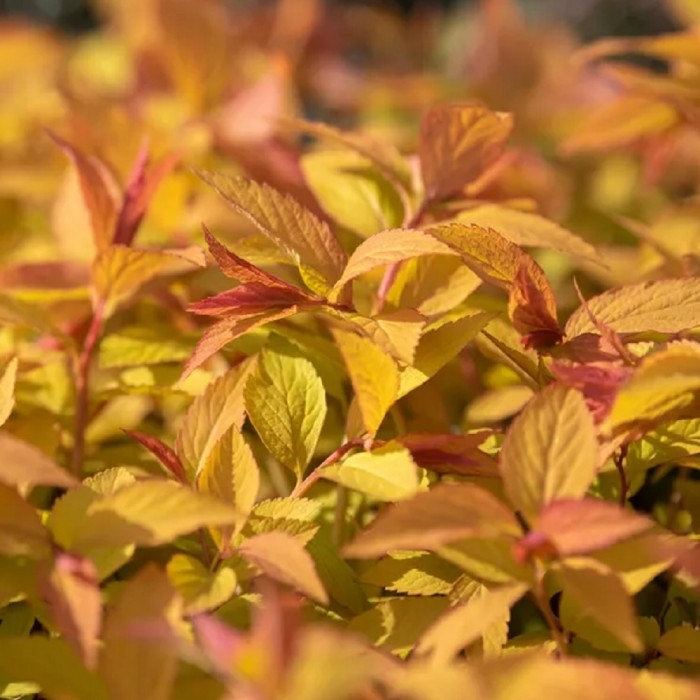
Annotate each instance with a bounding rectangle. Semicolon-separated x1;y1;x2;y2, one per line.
70;303;104;479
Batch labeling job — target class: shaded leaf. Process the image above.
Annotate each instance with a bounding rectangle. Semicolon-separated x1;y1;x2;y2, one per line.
0;357;17;428
0;483;50;557
0;432;76;490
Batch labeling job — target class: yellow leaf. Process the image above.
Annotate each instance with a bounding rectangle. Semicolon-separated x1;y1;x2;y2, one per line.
198;172;346;295
244;346;326;479
166;554;237;614
557;560;643;653
92;245;201;316
415;583;527;663
75;479;243;549
607;343;700;431
360;552;462;596
499;384;599;521
388;256;482;317
464;385;535;426
657;626;700;663
319;443;421;501
0;433;76;492
626;418;700;473
330;228;455;299
457;204;600;263
301;150;404;238
0;356;17;428
331;327;399;437
239;531;328;603
176;357;257;480
565;278;700;338
343;482;521;559
196;427;259;542
419;104;513;201
99;565;182;700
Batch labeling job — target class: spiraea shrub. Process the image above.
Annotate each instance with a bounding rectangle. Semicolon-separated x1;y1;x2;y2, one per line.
1;0;700;698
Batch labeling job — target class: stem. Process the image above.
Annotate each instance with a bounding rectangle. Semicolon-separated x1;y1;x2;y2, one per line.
291;438;364;498
70;303;104;479
332;485;348;547
532;574;568;657
197;529;215;568
614;445;629;507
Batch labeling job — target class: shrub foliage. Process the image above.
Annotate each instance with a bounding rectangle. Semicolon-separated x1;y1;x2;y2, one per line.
0;1;700;698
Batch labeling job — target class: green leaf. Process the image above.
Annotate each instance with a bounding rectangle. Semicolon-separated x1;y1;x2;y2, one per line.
301;149;403;237
499;384;599;522
198;172;346;295
244;345;326;479
0;357;17;428
626;418;700;473
99;327;193;368
343;482;521;559
244;497;320;543
239;531;328;603
0;636;108;700
319;443;421;501
558;560;643;653
657;626;700;663
166;553;237;614
74;479;243;549
99;565;181;700
415;583;527;663
360;552;462;596
176;357;257;481
331;326;399;437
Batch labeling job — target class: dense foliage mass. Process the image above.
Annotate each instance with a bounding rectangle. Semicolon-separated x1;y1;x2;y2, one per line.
1;0;700;698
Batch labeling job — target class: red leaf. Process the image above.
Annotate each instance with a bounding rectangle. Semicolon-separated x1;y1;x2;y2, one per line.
113;143;181;247
532;498;654;557
188;283;316;317
396;432;500;478
125;430;187;483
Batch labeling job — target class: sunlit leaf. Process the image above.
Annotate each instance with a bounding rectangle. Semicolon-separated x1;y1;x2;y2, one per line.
0;357;17;428
166;554;237;614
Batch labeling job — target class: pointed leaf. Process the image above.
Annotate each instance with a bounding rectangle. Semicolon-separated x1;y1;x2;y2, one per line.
239;531;328;604
244;346;326;479
125;431;186;483
198;172;346;294
0;432;76;490
499;384;599;521
319;443;420;501
343;482;521;559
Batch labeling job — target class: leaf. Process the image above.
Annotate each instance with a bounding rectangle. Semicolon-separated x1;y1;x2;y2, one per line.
239;531;328;603
125;431;187;482
415;583;527;663
99;565;181;700
0;432;77;490
330;228;455;300
565;278;700;338
0;636;108;700
176;357;256;480
92;245;200;316
607;343;700;431
49;131;118;253
531;499;654;558
331;327;399;437
99;327;193;368
343;482;521;559
0;483;50;557
74;479;243;549
319;443;421;501
399;310;495;396
181;306;298;379
244;497;320;543
38;552;102;670
244;345;326;479
558;561;643;653
419;104;513;201
657;626;700;663
166;554;237;614
301;149;404;237
196;427;260;541
626;418;700;473
198;172;346;294
360;552;462;596
0;357;17;428
499;384;599;522
457;204;601;263
395;432;499;478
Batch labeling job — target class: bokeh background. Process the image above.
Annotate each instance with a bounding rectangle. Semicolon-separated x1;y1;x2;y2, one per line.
0;0;683;38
